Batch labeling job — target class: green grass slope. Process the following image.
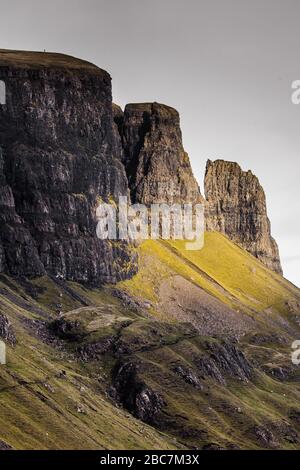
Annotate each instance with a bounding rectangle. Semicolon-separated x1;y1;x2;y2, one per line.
1;232;300;449
0;275;179;450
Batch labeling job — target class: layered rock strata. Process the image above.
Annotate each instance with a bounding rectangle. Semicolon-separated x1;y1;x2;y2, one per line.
0;50;136;284
204;159;282;274
119;102;202;205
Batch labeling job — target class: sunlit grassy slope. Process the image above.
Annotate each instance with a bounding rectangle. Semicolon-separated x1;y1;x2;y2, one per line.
169;233;299;312
118;232;300;325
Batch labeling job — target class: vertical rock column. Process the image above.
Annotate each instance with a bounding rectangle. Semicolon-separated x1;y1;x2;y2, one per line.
120;102;203;205
204;159;282;274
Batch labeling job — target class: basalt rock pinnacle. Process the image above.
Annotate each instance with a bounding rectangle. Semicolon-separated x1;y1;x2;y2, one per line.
204;159;282;274
120;102;202;205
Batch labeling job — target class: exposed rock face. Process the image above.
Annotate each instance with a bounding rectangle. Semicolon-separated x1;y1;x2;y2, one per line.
120;102;202;205
112;103;125;166
112;361;165;425
0;50;136;284
0;313;16;346
173;365;203;390
0;439;13;450
194;339;253;386
204;159;282;274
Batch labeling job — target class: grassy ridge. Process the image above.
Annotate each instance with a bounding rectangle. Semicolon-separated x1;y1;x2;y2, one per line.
0;49;105;74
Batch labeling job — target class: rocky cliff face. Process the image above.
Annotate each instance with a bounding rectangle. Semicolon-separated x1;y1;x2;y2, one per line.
0;50;136;284
119;102;202;205
0;49;282;283
117;103;281;274
204;159;282;274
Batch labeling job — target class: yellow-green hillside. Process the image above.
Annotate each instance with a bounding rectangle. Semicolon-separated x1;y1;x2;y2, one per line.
117;233;300;337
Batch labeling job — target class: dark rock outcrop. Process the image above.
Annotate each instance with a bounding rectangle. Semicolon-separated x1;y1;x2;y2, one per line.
204;159;282;274
252;425;278;448
120;102;202;205
0;50;136;284
111;361;165;425
194;339;252;385
112;103;125;165
0;313;16;346
0;439;13;450
173;365;203;390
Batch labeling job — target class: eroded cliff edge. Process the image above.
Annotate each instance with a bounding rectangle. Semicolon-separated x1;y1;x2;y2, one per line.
0;50;136;284
204;159;282;274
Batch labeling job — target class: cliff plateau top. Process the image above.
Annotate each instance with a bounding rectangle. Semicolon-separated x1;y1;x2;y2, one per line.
0;48;107;76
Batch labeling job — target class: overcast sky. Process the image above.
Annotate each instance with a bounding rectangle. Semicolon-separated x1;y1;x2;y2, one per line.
0;0;299;286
